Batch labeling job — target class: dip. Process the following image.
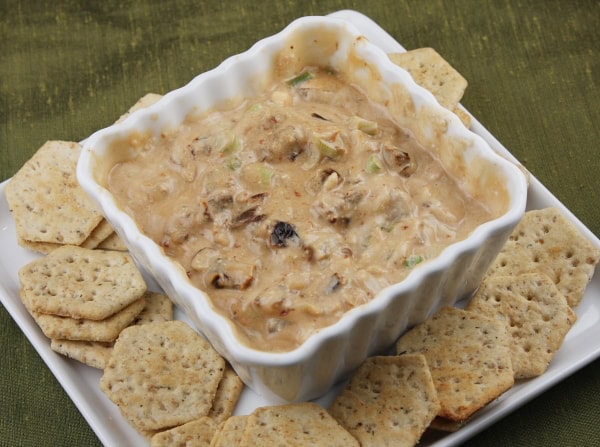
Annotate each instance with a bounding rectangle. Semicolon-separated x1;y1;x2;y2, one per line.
108;68;495;351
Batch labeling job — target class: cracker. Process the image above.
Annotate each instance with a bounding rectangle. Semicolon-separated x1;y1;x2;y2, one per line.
453;105;471;128
395;307;514;421
389;48;468;109
19;245;147;320
208;364;244;423
133;292;174;325
210;415;249;447
26;296;146;342
486;208;600;307
50;339;113;369
80;219;115;249
116;93;163;123
241;402;359;446
150;416;218;447
6;140;103;245
97;231;128;251
100;321;225;432
467;273;577;378
329;354;440;447
17;235;62;254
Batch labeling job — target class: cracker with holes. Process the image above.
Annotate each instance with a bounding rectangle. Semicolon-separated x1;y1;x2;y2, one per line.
487;208;600;307
395;307;514;421
18;245;147;320
467;273;577;378
329;354;440;447
389;48;468;111
132;292;174;325
100;321;225;432
6;140;103;247
79;219;116;249
50;339;114;369
27;296;146;342
208;364;244;423
150;416;217;447
241;402;359;447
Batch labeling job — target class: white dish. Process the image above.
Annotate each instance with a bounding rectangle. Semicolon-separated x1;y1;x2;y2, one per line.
0;9;598;447
77;14;526;402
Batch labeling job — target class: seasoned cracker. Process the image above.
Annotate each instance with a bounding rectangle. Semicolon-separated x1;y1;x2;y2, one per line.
50;339;113;369
116;93;163;123
329;354;440;447
17;235;62;254
26;296;146;342
389;48;468;109
19;245;147;320
210;415;249;447
150;416;217;447
241;402;358;447
467;273;577;378
133;292;174;325
80;219;116;249
487;208;600;307
208;364;244;423
395;307;514;421
6;140;103;245
97;231;128;251
100;321;225;432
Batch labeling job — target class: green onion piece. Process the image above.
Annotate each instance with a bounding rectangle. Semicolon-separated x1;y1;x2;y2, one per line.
247;103;263;113
316;137;345;159
225;156;242;171
287;71;314;86
366;154;383;173
405;255;424;268
354;116;378;135
259;165;274;186
217;131;239;155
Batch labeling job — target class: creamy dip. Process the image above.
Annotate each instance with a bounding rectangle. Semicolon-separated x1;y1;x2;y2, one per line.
108;68;494;351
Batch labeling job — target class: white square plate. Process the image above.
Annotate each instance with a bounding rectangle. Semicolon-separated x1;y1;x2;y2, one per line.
1;10;599;447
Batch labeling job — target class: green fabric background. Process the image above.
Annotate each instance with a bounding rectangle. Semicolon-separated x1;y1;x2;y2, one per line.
1;0;599;445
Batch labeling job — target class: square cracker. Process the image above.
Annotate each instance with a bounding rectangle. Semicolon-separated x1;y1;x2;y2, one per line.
150;416;217;447
23;295;146;342
208;364;244;423
210;415;249;447
467;273;577;378
241;402;359;447
19;245;147;320
389;48;468;110
100;321;225;432
329;354;440;447
395;307;514;421
50;339;113;369
486;207;600;307
6;140;103;245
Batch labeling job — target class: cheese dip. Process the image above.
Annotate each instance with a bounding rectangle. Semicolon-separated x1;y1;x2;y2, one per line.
108;68;495;351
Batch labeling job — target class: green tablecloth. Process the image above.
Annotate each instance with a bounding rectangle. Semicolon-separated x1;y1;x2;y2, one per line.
1;1;599;445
